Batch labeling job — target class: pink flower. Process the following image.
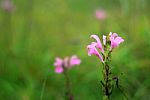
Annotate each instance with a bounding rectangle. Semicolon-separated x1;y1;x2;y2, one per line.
54;55;81;74
69;55;81;67
109;32;124;50
1;0;15;12
87;41;104;63
55;67;64;74
95;10;106;20
54;57;64;73
90;34;104;53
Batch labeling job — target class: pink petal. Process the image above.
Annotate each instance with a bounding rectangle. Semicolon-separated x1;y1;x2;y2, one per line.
90;34;104;53
87;42;104;63
110;33;118;41
110;33;124;50
115;37;124;43
54;57;63;67
55;66;63;73
69;55;81;67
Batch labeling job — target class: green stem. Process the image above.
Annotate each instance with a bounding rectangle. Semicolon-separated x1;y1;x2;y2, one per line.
102;52;112;100
40;77;47;100
63;69;73;100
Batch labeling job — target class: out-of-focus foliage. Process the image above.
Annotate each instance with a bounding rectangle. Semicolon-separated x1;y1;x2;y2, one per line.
0;0;150;99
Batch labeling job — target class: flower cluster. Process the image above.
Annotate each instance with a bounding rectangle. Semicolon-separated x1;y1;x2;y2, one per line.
87;32;124;63
54;55;81;73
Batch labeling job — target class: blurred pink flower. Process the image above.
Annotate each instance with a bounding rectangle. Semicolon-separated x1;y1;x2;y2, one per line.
55;67;64;74
54;57;64;73
54;55;81;74
87;42;104;62
109;32;124;50
95;10;106;20
1;0;15;12
69;55;81;67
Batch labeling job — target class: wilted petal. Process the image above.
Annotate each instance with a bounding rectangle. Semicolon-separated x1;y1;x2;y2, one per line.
55;66;63;73
69;55;81;67
87;42;104;62
103;35;106;45
90;34;104;53
109;32;112;36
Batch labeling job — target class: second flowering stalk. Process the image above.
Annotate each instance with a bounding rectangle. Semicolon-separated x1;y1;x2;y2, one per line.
54;55;81;100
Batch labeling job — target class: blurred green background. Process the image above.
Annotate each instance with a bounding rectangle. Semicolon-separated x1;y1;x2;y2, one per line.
0;0;150;100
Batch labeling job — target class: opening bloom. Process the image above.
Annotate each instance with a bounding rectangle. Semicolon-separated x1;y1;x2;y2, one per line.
54;55;81;73
87;35;104;63
90;34;104;53
109;32;124;50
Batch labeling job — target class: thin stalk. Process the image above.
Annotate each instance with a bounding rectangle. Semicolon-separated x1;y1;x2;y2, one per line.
40;77;47;100
63;69;73;100
102;51;112;100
